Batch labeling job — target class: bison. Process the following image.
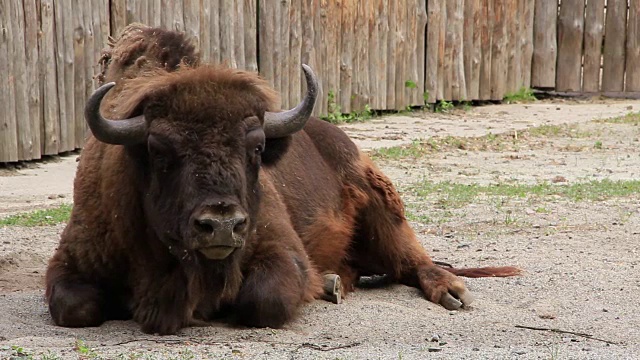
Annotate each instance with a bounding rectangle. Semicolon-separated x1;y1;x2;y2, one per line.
46;24;520;335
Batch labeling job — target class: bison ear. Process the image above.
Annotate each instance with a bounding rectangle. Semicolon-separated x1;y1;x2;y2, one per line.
261;136;292;166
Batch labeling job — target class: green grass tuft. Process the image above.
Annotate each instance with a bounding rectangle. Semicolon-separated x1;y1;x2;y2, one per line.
503;87;537;103
594;112;640;125
0;204;72;227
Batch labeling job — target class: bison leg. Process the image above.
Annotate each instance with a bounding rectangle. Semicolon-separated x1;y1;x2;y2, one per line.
234;241;322;328
46;258;107;328
354;158;476;310
131;267;192;335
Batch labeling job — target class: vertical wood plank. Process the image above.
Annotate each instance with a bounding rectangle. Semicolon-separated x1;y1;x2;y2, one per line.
40;0;60;155
24;0;42;159
83;0;95;105
279;0;291;106
505;0;520;94
464;0;476;99
301;0;320;115
478;0;493;99
11;0;33;159
376;0;388;108
161;0;174;31
199;0;211;62
425;0;440;102
625;0;640;91
413;0;427;105
0;1;18;162
327;1;341;115
602;0;627;92
233;0;246;69
289;0;302;106
258;0;273;87
436;0;446;100
220;0;236;67
73;0;87;148
556;0;585;92
244;0;258;72
340;1;355;113
519;0;535;89
354;0;370;110
447;0;465;100
442;0;453;100
111;0;126;37
531;0;558;88
149;0;162;27
184;0;200;49
490;0;507;100
210;0;221;64
368;1;380;108
582;0;604;92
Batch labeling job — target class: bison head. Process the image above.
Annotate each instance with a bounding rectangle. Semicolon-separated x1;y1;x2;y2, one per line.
86;65;318;261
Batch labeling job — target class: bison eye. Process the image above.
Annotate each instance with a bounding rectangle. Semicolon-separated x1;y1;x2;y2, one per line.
255;144;264;155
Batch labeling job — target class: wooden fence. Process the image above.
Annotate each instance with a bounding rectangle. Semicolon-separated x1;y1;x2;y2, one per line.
1;0;639;162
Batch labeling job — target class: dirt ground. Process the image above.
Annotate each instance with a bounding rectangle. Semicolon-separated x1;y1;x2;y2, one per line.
1;100;639;359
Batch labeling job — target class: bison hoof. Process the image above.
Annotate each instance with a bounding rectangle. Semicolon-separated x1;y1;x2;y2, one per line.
48;283;105;327
321;273;342;304
439;290;474;310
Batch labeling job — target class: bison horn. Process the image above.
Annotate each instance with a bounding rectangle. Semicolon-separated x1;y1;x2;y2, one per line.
85;82;147;145
263;64;319;138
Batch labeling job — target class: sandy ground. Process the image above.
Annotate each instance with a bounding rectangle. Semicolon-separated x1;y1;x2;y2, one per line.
1;100;639;359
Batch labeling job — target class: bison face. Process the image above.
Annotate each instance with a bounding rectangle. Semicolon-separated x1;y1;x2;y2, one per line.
141;115;266;260
85;65;318;261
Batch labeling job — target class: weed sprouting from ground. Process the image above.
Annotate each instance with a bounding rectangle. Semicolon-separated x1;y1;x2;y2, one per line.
594;112;640;125
503;87;537;103
321;90;375;124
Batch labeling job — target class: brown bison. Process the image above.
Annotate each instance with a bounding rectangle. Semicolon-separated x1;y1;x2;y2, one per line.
46;24;520;335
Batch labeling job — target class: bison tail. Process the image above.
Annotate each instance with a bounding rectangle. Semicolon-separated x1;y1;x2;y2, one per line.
443;266;523;278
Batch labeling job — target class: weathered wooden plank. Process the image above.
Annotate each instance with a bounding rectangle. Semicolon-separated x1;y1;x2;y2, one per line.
161;0;174;31
279;0;291;106
556;0;585;92
210;0;221;64
375;0;388;108
183;0;200;57
83;0;96;102
0;1;18;162
505;0;520;94
602;0;627;92
73;0;87;148
219;0;236;67
10;0;33;160
110;0;126;37
490;0;507;100
412;0;427;105
243;0;258;72
368;1;379;108
626;0;640;91
425;0;440;103
149;0;160;27
355;0;370;110
62;0;76;151
464;0;477;99
340;1;355;113
478;0;493;99
258;0;273;89
447;0;466;100
531;0;557;88
442;0;454;100
519;0;535;89
300;0;320;115
199;0;211;62
327;1;342;115
289;0;302;107
583;0;605;92
23;0;42;159
436;0;447;100
233;0;246;69
40;0;60;155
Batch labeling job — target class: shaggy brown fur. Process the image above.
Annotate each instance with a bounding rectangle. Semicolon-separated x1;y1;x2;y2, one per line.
46;25;520;335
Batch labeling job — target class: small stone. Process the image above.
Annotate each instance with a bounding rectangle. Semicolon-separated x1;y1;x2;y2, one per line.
472;348;480;351
427;347;442;352
429;334;440;342
58;194;66;198
602;308;609;312
439;341;447;346
583;347;592;351
513;349;527;355
47;194;57;199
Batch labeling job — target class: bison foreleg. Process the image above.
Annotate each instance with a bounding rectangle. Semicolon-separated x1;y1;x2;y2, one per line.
234;245;321;328
131;268;192;335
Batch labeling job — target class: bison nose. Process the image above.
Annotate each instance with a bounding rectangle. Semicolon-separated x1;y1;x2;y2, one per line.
194;214;247;237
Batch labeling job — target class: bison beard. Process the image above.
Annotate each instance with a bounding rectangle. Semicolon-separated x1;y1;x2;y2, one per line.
45;24;520;335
